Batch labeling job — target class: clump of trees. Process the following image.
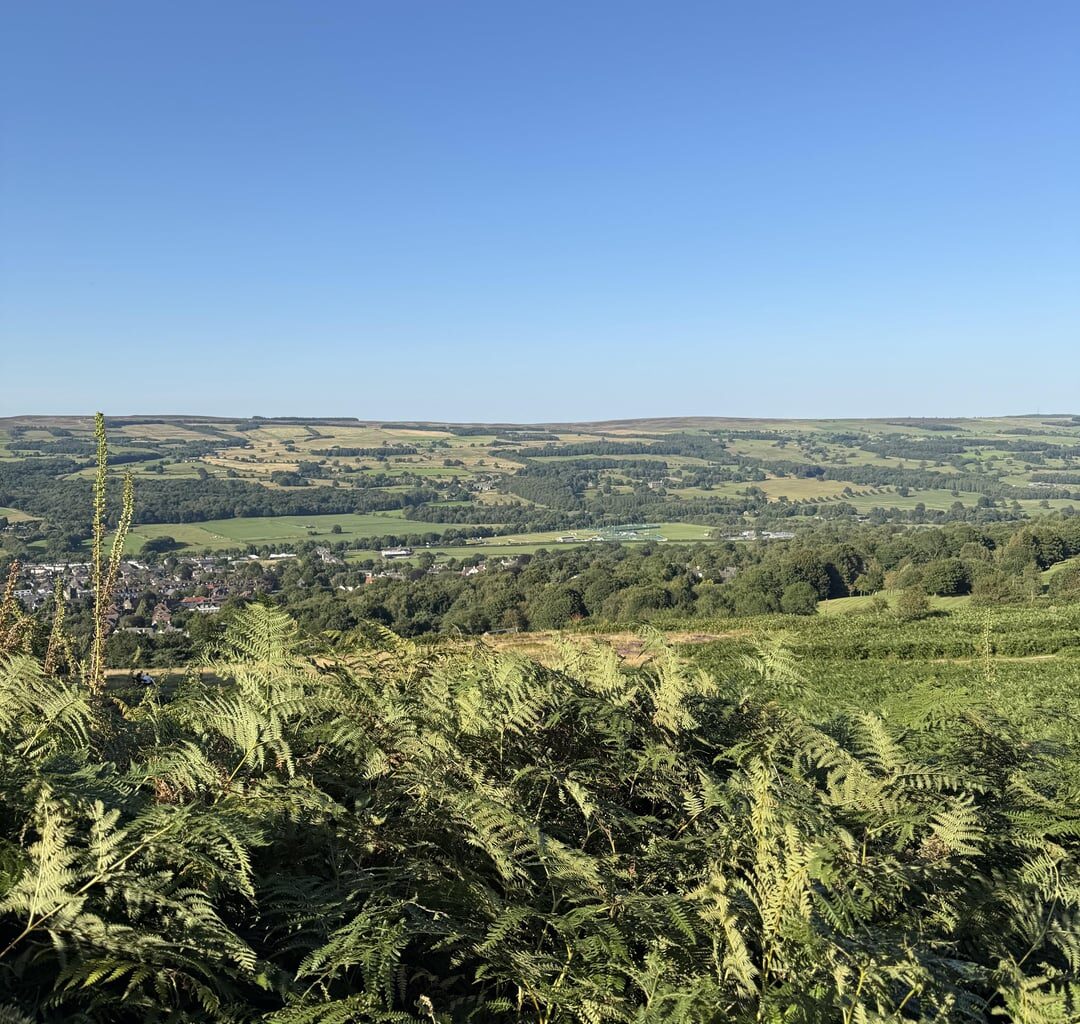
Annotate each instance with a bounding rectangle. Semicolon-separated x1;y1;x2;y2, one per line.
250;516;1080;641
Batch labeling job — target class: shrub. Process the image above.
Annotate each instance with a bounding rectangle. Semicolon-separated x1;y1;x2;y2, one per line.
780;581;819;615
895;586;931;620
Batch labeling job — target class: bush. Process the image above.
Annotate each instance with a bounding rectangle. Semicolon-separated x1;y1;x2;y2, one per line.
895;586;931;620
780;581;819;615
777;550;831;599
970;568;1015;605
852;566;884;594
140;534;179;554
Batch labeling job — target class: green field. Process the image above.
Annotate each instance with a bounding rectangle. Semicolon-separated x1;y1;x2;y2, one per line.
339;521;719;563
816;591;972;615
0;506;38;523
492;521;714;545
1043;554;1080;580
123;511;471;552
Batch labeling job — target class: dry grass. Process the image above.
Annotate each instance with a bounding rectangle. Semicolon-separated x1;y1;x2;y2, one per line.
483;628;744;667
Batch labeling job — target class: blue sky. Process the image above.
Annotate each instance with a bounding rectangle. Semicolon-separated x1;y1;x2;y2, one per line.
2;1;1077;420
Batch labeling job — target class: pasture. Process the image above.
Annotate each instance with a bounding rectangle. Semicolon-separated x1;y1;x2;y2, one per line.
0;506;38;522
122;510;467;553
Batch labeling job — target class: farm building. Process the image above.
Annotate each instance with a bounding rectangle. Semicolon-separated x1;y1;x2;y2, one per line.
381;547;413;559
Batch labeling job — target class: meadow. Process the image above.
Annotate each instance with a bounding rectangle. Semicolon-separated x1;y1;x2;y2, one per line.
0;506;37;523
121;510;470;552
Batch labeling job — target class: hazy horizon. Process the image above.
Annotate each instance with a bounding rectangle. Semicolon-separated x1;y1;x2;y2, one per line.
3;1;1078;418
3;409;1078;426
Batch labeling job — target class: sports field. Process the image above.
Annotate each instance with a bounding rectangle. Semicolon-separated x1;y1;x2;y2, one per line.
342;521;718;563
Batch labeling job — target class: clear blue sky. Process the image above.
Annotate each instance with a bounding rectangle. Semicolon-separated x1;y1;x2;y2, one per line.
2;1;1077;421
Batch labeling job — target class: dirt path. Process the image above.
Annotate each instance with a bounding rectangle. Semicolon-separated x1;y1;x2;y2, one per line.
930;653;1061;665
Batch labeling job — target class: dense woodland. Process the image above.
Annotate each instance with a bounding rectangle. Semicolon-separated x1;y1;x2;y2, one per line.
289;517;1080;635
